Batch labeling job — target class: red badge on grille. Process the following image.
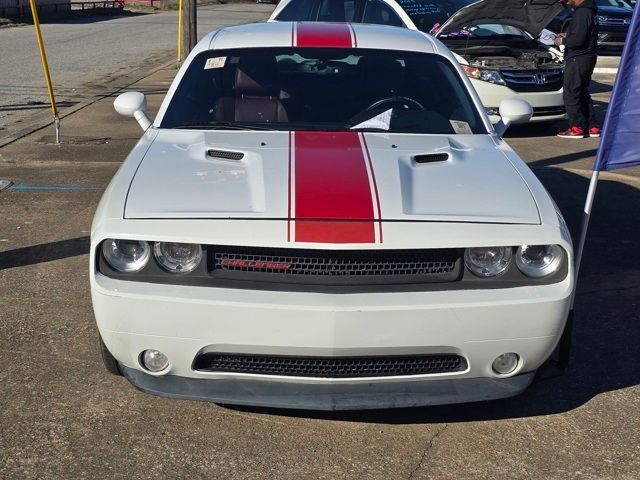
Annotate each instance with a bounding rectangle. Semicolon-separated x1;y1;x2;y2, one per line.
218;259;292;271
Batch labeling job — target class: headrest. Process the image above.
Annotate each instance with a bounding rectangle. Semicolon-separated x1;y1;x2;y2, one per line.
233;55;279;96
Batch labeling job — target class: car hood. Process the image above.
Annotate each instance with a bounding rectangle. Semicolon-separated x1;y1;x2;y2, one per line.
124;130;540;225
435;0;564;38
597;5;634;17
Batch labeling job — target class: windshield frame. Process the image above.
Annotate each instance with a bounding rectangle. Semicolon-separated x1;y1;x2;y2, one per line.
157;46;489;135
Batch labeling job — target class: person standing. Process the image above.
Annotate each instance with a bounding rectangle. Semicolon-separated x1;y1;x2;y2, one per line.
555;0;600;138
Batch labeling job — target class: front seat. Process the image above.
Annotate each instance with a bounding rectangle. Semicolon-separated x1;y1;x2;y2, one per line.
214;56;288;123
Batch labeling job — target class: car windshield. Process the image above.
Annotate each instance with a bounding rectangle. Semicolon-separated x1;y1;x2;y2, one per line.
394;0;474;34
161;47;486;134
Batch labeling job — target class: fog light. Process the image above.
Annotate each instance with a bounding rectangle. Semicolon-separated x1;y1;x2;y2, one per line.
492;353;519;375
141;349;169;373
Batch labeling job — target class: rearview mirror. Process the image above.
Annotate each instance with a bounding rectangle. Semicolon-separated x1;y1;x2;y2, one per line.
114;91;151;131
494;99;533;136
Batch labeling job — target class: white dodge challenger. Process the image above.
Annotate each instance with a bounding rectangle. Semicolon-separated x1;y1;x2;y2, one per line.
91;21;574;410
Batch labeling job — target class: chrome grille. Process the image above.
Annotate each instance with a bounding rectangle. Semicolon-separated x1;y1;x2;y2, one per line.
599;17;629;27
501;68;563;93
193;353;468;378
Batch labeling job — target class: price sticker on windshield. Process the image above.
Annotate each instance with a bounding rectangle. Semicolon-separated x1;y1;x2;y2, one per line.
204;56;227;70
450;120;473;134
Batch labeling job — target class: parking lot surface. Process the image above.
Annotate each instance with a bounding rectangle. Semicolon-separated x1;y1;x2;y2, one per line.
0;3;274;146
1;9;639;480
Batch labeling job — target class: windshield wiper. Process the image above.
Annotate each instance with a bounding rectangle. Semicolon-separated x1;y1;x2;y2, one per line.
172;122;277;131
348;127;390;132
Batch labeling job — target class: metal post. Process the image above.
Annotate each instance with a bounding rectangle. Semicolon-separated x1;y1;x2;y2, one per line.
29;0;60;144
555;170;600;370
177;0;183;67
180;0;197;63
571;170;600;308
189;0;197;51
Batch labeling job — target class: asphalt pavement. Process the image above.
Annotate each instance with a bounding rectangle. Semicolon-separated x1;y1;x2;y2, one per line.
0;3;274;146
0;9;639;480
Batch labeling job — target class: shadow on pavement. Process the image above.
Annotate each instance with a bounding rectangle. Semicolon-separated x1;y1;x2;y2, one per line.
106;88;170;97
225;168;640;423
13;9;151;25
0;101;77;112
529;149;598;168
0;236;89;270
590;79;614;94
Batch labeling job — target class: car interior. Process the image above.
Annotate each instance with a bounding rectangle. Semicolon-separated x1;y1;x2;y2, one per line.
161;48;485;134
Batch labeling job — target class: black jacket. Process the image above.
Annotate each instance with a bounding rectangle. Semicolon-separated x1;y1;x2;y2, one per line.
563;0;598;59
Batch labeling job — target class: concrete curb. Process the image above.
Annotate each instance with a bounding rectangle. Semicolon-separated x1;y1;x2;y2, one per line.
593;67;619;74
0;54;176;149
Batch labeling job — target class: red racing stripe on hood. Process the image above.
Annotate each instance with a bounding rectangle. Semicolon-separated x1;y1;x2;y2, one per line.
294;22;355;48
290;131;379;244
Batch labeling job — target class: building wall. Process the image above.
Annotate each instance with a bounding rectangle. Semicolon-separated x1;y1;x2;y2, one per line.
1;0;88;16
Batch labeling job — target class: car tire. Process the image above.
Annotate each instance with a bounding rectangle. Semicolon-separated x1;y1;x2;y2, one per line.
100;337;122;376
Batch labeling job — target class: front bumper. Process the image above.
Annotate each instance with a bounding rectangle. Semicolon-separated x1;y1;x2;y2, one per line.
121;364;536;410
472;80;566;123
597;28;628;48
93;272;571;409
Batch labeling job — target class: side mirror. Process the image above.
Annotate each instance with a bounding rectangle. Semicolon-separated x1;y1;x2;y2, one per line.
113;92;151;131
494;99;533;136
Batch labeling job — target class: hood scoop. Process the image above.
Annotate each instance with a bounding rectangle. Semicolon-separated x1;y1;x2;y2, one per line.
414;153;449;164
207;149;245;161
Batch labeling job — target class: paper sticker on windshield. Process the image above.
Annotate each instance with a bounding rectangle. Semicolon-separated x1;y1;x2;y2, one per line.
450;120;472;134
204;56;226;69
350;109;392;131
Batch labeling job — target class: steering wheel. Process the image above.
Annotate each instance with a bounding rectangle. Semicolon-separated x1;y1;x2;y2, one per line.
364;96;425;113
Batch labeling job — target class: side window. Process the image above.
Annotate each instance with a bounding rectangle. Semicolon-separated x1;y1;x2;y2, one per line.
276;0;315;21
362;0;404;27
316;0;357;21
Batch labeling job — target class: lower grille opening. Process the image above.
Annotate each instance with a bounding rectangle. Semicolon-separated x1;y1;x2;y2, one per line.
532;106;566;117
193;353;468;378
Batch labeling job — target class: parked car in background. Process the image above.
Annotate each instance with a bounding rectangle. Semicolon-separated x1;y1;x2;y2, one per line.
95;21;574;410
271;0;567;122
546;0;634;50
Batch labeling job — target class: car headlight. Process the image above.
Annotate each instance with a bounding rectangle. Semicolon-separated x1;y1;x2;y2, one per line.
596;15;608;23
516;245;564;278
464;247;512;277
102;239;150;272
154;242;202;273
462;65;506;85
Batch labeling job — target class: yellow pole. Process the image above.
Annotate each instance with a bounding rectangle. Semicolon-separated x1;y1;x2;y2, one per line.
177;0;183;67
28;0;60;143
